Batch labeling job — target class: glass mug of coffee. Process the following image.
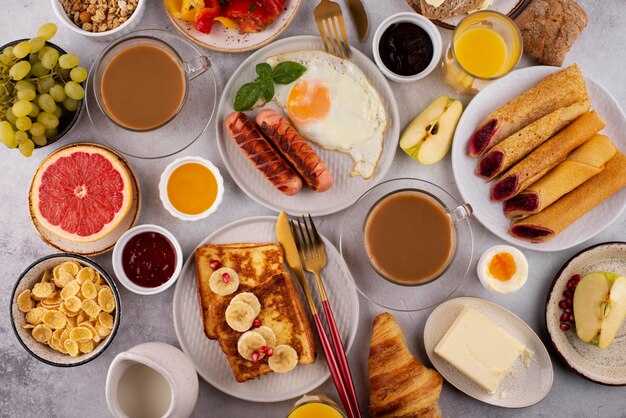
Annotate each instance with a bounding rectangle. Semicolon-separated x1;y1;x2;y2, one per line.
93;35;210;132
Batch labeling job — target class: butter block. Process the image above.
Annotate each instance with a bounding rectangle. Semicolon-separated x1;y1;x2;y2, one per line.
434;306;531;393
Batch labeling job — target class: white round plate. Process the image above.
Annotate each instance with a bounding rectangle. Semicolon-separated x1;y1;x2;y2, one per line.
172;216;359;402
216;35;400;216
424;297;553;408
451;66;626;252
546;242;626;386
164;0;301;53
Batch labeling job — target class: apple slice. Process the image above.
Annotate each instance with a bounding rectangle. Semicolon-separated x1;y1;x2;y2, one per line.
598;276;626;349
573;272;611;343
400;96;463;165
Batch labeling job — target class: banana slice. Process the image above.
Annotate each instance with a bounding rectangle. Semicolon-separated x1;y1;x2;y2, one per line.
268;345;298;373
231;292;261;317
209;268;240;296
237;331;266;361
225;301;255;332
255;326;277;348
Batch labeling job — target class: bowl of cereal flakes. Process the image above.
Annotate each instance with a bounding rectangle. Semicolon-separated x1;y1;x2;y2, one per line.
10;253;121;367
51;0;146;42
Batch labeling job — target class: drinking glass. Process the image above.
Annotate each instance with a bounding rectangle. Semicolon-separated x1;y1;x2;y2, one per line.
286;395;346;418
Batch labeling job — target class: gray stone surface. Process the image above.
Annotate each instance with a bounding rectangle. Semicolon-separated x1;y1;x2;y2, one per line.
1;0;626;417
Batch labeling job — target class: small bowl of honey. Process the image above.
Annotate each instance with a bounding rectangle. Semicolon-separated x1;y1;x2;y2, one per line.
159;156;224;221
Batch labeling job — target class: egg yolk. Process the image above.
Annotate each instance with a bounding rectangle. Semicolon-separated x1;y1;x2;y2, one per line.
287;80;331;125
488;252;517;282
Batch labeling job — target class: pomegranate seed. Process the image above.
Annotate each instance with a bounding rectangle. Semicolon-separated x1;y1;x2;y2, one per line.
571;274;582;281
209;260;221;269
222;273;230;283
567;279;577;290
560;313;569;322
259;345;268;353
566;299;573;308
565;308;572;314
558;300;567;309
265;347;273;357
569;314;575;323
251;351;260;363
252;319;261;328
560;323;571;331
563;290;573;299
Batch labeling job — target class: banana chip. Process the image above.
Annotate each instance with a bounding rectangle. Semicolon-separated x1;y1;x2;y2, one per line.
64;339;79;357
32;282;55;299
25;307;47;325
82;299;102;318
98;287;115;313
61;280;80;300
70;326;93;342
76;267;95;283
98;312;114;330
32;324;53;343
78;340;94;354
81;281;97;300
17;290;34;312
42;310;67;330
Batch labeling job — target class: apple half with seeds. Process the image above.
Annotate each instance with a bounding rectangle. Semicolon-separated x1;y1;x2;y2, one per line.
399;96;463;165
573;272;626;349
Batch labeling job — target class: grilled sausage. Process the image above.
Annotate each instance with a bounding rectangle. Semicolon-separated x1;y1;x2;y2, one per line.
225;112;302;195
256;110;333;192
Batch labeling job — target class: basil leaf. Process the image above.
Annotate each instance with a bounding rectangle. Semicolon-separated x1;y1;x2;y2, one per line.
233;82;261;111
261;81;274;102
256;63;272;78
272;61;307;85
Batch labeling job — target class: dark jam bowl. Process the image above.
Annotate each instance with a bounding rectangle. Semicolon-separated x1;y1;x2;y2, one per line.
112;224;183;295
372;12;442;83
0;39;85;148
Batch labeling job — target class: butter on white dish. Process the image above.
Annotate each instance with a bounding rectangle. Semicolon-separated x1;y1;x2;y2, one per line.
434;306;533;394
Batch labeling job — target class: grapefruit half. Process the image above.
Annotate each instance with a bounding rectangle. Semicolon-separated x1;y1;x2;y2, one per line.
30;144;133;243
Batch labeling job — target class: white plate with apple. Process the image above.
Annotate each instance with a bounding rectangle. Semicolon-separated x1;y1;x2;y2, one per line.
451;66;626;252
546;242;626;386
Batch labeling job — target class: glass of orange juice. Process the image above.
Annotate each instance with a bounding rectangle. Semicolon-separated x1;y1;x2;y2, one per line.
287;395;346;418
442;11;522;94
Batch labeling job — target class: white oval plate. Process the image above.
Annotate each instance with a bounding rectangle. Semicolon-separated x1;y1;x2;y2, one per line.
424;296;553;408
172;216;359;402
164;0;302;53
451;66;626;252
215;35;400;216
546;242;626;386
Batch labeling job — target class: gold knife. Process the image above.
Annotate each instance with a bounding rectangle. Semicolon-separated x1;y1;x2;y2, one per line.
345;0;368;42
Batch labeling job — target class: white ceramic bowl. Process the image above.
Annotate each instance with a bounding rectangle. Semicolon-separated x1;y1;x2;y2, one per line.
158;156;224;221
372;12;442;83
112;224;183;295
50;0;146;42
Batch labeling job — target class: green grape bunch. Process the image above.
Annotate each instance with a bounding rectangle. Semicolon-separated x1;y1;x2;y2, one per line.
0;23;87;157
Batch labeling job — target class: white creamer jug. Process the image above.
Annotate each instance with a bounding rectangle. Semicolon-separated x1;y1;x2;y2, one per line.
106;342;198;418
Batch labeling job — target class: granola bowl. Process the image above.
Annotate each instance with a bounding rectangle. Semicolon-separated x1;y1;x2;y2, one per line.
51;0;146;42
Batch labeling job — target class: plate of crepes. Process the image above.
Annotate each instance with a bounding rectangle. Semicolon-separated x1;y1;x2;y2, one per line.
546;242;626;386
172;216;359;402
163;0;301;53
424;297;554;408
405;0;525;30
216;35;400;216
451;64;626;251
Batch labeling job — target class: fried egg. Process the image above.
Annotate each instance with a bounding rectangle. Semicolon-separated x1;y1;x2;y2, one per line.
477;245;528;294
265;51;388;179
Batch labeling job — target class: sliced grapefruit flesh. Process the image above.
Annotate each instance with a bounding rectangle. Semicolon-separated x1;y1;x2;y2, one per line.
31;145;133;243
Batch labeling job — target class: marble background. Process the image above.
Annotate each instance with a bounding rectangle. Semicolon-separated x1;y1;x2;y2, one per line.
1;0;626;417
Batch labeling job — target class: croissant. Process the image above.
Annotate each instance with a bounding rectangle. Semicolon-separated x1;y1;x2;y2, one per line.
368;313;443;418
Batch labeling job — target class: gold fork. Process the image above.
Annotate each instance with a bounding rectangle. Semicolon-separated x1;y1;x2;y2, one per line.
293;215;361;418
313;0;352;59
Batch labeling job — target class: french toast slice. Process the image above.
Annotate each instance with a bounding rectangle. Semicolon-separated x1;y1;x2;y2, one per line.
195;243;285;339
212;272;317;382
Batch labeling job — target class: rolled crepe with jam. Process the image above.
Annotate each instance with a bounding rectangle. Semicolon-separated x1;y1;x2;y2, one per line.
476;100;590;181
491;111;605;202
510;151;626;243
468;64;588;157
503;135;616;218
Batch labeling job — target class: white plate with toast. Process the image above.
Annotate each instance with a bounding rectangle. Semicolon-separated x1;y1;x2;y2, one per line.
451;66;626;251
215;36;400;216
172;216;359;402
424;297;554;408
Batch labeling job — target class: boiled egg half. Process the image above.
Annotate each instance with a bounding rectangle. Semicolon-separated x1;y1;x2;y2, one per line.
477;245;528;294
